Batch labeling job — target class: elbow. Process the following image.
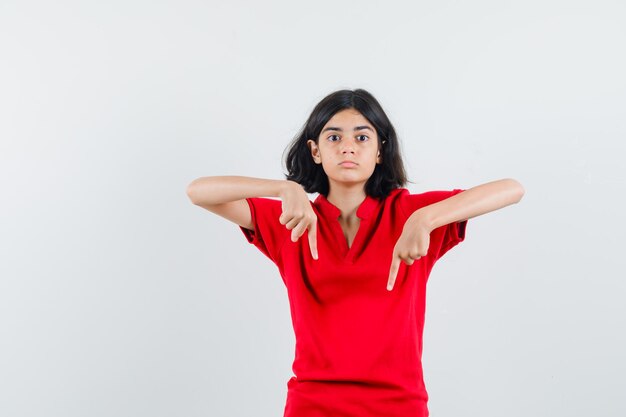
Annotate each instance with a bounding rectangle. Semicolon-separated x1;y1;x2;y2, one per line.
185;176;224;206
186;181;199;205
506;178;525;203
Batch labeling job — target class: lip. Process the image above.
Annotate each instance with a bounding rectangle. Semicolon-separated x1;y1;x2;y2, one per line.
339;161;358;167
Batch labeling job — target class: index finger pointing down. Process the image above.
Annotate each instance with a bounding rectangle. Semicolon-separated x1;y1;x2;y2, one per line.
308;222;318;260
387;256;401;291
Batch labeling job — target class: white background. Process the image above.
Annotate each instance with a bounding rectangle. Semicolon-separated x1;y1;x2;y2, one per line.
1;1;625;416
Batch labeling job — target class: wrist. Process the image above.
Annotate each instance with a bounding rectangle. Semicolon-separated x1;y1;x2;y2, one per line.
278;179;299;198
407;209;435;233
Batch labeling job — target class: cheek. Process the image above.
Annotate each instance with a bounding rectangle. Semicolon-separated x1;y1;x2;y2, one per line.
320;160;335;174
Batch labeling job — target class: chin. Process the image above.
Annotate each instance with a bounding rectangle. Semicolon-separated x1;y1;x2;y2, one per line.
331;177;369;186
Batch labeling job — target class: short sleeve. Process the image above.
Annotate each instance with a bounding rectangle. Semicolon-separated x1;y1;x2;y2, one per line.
239;197;289;264
398;188;468;262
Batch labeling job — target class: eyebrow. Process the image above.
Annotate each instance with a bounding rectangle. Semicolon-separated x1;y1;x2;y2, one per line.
321;125;374;134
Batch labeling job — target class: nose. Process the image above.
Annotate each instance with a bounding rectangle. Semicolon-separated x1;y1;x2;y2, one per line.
340;140;356;154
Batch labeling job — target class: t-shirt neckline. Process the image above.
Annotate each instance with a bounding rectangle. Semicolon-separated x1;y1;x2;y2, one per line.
313;193;380;220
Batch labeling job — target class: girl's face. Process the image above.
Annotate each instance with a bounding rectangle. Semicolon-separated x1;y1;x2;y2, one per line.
307;108;382;191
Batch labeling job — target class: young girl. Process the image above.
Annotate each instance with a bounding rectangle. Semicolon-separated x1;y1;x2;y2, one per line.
187;88;524;417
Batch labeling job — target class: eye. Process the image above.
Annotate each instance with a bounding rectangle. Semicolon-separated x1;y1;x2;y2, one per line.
326;134;369;142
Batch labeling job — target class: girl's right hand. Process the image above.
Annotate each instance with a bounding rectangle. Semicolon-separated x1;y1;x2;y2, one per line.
278;181;318;260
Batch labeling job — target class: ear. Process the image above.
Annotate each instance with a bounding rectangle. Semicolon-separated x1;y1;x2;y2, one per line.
307;139;322;164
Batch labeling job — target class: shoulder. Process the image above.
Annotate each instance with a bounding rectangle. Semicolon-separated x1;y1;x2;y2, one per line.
382;187;409;201
383;187;412;205
381;187;410;216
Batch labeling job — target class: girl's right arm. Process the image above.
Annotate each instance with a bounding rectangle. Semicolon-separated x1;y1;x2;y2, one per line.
186;175;318;259
186;175;287;230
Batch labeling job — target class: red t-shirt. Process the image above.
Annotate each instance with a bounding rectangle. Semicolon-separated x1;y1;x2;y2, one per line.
239;187;468;417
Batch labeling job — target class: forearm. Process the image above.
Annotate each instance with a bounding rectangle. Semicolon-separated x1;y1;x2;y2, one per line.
412;178;525;231
186;175;291;206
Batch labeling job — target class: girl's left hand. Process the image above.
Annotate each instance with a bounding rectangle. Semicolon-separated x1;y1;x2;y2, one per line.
387;214;431;291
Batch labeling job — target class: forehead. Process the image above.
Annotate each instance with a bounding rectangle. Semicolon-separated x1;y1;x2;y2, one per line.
323;109;372;128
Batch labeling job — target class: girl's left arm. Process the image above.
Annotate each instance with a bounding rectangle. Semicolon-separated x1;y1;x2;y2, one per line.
387;178;524;290
413;178;525;231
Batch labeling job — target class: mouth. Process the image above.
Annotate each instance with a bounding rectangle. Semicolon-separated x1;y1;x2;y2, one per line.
339;161;358;166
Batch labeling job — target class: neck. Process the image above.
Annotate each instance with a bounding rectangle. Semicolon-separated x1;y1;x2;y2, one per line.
326;183;367;223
